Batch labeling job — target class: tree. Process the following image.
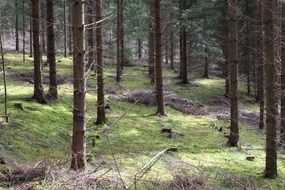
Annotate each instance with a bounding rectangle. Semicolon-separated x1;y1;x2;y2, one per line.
71;0;86;171
0;35;8;123
227;0;239;147
148;0;155;83
264;0;277;178
86;0;94;70
46;0;57;99
15;0;19;51
281;0;285;147
257;0;265;130
95;0;106;125
179;0;189;84
154;0;165;116
116;0;122;83
63;0;67;58
32;0;45;103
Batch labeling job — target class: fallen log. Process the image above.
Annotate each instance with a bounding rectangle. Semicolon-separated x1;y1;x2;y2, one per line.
0;167;46;185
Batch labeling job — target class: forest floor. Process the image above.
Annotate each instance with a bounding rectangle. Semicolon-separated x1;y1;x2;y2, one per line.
0;53;285;189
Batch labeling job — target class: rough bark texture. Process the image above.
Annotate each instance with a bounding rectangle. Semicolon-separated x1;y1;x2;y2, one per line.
264;0;277;178
32;0;45;103
281;1;285;147
95;0;106;125
154;0;165;116
227;0;239;147
46;0;58;99
71;0;86;171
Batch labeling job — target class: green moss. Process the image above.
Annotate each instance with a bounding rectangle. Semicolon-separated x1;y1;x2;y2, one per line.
0;54;284;189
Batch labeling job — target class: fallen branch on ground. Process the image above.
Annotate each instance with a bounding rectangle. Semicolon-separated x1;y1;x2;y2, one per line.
0;167;46;185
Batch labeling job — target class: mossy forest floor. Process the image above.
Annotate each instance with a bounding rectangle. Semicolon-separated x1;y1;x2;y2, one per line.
0;53;285;189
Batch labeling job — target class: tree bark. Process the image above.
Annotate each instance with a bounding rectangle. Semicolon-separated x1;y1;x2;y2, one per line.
258;0;265;130
116;0;122;83
148;0;155;83
63;1;67;58
40;2;46;55
86;0;94;71
281;1;285;147
0;35;8;123
22;0;26;62
203;47;209;79
170;31;175;71
95;0;106;125
32;0;45;103
71;0;86;171
46;0;58;99
227;0;239;147
15;0;19;51
154;0;165;116
264;0;277;178
29;4;33;58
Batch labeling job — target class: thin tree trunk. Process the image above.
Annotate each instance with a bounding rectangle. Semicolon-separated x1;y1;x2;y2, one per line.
258;0;265;130
71;0;86;171
95;0;106;125
15;0;19;51
68;7;72;55
63;1;67;58
181;29;188;83
29;4;33;58
281;2;285;147
32;0;45;103
41;2;46;55
47;0;57;99
154;0;165;116
0;35;8;123
227;0;239;147
264;0;277;178
138;38;142;59
86;0;94;71
203;47;209;79
148;0;155;83
120;0;124;70
116;0;121;83
22;0;26;62
170;31;175;71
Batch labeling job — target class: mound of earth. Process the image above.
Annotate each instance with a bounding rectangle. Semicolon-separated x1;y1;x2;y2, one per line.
108;89;206;116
